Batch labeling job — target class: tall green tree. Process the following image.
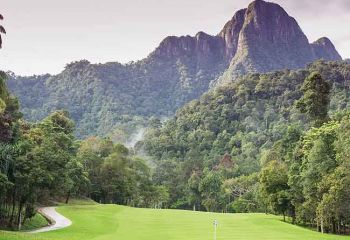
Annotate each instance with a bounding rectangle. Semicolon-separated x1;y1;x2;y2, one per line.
224;173;261;213
0;72;21;142
65;158;89;204
260;160;292;221
187;170;202;211
35;111;76;196
296;72;331;127
199;170;223;212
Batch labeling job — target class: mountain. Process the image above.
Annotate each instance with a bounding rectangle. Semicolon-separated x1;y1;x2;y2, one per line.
217;0;342;83
311;37;342;61
7;0;342;138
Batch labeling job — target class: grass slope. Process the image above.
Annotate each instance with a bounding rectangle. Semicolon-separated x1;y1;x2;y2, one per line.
1;204;350;240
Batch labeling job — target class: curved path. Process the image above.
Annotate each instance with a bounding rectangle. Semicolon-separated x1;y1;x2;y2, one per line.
30;207;72;233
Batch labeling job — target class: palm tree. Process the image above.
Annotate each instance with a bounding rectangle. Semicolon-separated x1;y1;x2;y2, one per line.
0;14;6;48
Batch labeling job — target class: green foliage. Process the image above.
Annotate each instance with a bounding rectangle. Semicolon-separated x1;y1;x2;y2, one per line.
20;212;48;231
224;173;262;213
198;170;223;212
0;109;82;229
258;114;350;234
76;137;166;208
0;72;22;142
0;72;92;230
0;98;5;114
7;50;225;139
143;61;350;212
260;161;292;220
1;69;162;230
296;72;331;126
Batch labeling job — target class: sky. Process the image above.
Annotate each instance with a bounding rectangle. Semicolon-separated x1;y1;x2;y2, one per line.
0;0;349;76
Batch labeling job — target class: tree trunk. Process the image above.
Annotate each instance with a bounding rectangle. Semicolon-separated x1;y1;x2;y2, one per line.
65;191;71;204
17;202;23;231
8;193;16;227
18;211;22;231
291;208;296;224
332;219;336;234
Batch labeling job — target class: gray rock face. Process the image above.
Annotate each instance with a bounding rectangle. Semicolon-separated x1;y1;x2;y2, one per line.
221;0;342;80
152;8;247;66
152;0;342;81
311;37;342;61
230;0;314;74
218;8;247;61
151;32;226;74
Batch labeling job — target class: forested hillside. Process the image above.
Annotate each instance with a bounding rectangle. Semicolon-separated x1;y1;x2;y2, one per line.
142;61;350;226
7;0;341;139
7;54;223;139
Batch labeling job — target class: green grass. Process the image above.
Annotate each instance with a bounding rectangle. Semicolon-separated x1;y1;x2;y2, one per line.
20;213;49;231
1;204;350;240
0;210;48;233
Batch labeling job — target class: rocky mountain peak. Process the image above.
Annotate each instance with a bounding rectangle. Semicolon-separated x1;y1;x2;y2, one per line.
311;37;342;61
229;0;314;75
218;8;246;60
151;0;341;80
217;0;342;81
150;33;225;64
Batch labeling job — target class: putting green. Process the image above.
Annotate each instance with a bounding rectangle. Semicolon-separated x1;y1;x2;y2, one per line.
1;204;350;240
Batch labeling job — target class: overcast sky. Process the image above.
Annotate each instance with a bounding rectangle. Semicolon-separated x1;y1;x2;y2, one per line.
0;0;349;76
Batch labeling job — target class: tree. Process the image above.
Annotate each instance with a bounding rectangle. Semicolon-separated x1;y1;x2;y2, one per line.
65;158;89;204
300;122;338;223
0;72;22;142
0;14;5;49
98;145;131;204
11;144;45;229
152;160;186;208
287;120;342;231
296;72;331;127
76;137;159;208
316;167;349;234
35;111;76;197
199;170;223;212
260;160;292;221
224;173;261;213
187;170;202;211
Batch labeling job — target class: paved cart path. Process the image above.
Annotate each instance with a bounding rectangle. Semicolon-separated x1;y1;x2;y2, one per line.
30;207;72;233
